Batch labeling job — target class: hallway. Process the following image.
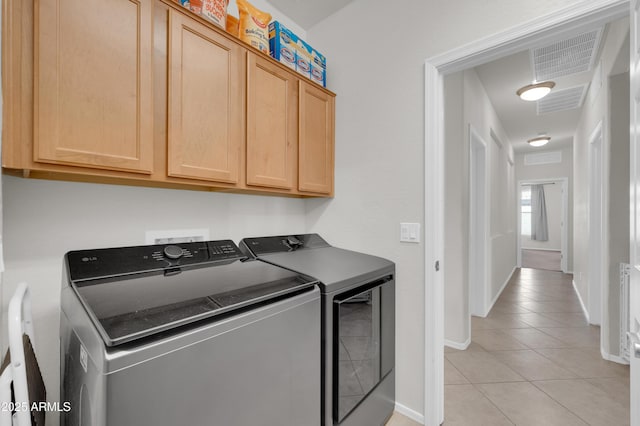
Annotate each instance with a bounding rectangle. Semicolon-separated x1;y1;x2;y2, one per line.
444;268;630;425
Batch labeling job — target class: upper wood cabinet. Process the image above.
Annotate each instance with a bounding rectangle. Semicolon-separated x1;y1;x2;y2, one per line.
246;53;298;190
4;0;335;197
35;0;154;174
167;9;243;184
298;81;335;195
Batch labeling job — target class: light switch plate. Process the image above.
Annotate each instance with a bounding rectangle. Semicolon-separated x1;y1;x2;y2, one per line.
400;223;421;243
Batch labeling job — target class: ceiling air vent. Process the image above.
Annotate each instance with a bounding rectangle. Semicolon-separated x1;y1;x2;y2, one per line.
531;28;603;81
537;85;588;115
524;151;562;166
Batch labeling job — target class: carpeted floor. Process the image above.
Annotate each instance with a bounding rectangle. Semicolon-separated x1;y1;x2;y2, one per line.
521;249;562;271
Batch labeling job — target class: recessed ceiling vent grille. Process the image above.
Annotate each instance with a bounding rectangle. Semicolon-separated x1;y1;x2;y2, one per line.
531;28;603;81
525;151;562;166
537;85;588;115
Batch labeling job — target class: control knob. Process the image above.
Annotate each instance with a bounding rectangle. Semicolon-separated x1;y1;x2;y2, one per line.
284;236;303;251
163;245;184;259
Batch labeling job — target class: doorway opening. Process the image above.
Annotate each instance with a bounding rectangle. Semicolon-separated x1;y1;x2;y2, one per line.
424;2;629;425
517;178;569;273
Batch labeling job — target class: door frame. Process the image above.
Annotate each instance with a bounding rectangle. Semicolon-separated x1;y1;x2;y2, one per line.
424;1;628;424
469;125;490;316
589;121;606;326
516;177;569;273
629;2;640;424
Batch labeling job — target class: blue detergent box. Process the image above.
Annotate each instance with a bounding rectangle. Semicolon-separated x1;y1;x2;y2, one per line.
269;21;326;87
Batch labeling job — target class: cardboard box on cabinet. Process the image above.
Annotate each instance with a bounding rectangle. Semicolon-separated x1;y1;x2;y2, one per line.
269;21;326;87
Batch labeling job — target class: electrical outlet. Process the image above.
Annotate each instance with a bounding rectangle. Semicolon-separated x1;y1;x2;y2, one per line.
145;229;210;245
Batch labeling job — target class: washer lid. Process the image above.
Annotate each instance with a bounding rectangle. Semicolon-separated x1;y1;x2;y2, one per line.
66;241;317;346
257;247;393;291
240;235;394;292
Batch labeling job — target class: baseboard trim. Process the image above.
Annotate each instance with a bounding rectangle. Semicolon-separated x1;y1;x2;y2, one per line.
486;266;517;316
572;279;590;322
394;402;425;424
521;247;561;252
600;346;629;365
444;337;470;351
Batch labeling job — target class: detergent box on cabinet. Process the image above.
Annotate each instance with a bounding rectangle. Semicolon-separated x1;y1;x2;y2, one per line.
269;21;327;87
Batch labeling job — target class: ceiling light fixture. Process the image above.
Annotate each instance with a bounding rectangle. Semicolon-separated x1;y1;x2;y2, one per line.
527;136;551;147
516;81;556;101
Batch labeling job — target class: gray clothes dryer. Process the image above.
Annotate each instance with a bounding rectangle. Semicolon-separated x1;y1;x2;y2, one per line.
60;240;321;426
240;234;395;426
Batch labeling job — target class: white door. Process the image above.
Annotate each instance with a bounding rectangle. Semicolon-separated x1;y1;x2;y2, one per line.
630;1;640;424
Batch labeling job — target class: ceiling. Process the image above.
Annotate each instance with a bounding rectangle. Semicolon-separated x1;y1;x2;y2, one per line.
267;0;355;29
474;26;612;153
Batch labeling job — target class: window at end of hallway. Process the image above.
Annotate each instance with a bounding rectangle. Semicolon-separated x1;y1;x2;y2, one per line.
521;187;531;236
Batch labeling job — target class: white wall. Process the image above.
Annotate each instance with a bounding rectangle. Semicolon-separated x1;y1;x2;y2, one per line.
515;145;574;266
226;0;306;37
522;183;563;251
443;73;469;346
573;18;628;352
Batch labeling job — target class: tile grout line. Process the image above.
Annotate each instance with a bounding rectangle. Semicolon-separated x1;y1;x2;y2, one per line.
529;379;595;425
468;382;517;426
444;357;473;385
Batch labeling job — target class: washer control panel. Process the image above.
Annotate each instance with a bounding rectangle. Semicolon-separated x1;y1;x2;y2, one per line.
67;240;242;282
239;234;330;256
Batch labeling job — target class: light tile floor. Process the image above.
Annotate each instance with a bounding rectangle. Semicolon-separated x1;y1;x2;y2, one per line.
444;268;629;425
385;268;629;426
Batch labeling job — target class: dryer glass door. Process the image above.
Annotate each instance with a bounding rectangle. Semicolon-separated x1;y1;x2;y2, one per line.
333;276;392;422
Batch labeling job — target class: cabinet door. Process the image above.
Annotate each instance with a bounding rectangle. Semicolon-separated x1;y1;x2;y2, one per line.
246;53;297;189
298;82;335;195
168;10;242;184
36;0;153;173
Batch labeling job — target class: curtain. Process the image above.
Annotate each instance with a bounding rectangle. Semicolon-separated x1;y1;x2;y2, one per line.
531;184;549;241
